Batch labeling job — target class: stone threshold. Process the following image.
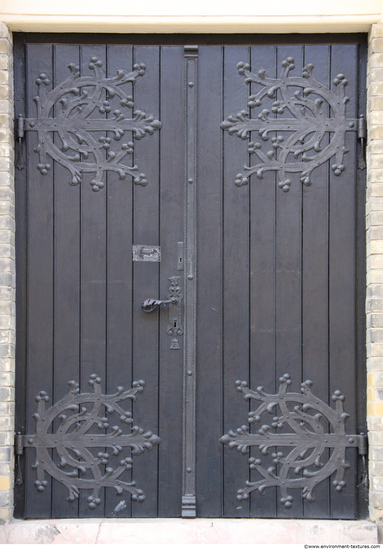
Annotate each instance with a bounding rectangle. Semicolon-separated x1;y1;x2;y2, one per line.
0;518;378;544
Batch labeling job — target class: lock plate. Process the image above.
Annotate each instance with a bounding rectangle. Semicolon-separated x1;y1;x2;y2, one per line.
166;276;183;350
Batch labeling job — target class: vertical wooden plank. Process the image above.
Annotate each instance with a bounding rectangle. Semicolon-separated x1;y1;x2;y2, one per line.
249;45;277;519
195;46;223;518
79;44;108;518
24;43;54;519
355;39;368;518
222;45;250;518
131;45;160;518
14;41;27;519
274;44;303;519
51;44;81;519
104;44;134;519
157;46;184;517
329;44;358;519
301;44;331;519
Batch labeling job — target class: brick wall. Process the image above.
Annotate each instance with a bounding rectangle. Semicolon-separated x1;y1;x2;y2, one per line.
367;23;383;532
0;22;14;523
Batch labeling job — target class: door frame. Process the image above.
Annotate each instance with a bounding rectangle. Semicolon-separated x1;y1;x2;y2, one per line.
0;21;380;538
12;33;368;521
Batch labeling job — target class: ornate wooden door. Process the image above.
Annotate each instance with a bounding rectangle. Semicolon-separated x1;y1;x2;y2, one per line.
14;36;367;519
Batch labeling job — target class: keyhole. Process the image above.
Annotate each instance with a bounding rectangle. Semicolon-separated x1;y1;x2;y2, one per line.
173;320;177;328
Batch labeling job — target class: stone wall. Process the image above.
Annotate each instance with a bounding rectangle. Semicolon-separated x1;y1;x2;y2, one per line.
0;22;14;523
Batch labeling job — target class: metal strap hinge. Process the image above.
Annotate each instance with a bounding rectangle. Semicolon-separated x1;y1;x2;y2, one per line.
14;432;25;486
358;114;367;170
356;433;369;489
221;376;369;507
13;377;161;509
15;432;24;455
357;433;368;456
14;58;162;192
15;114;25;171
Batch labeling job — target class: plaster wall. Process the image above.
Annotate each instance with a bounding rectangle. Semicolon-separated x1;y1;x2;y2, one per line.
1;0;382;33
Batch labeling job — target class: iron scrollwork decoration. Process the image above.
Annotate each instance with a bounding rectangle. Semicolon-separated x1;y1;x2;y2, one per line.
20;57;161;192
221;57;358;192
220;374;366;509
19;375;160;509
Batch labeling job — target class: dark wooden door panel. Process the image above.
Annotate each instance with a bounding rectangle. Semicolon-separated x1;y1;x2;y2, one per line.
14;37;366;520
16;42;183;519
196;42;365;519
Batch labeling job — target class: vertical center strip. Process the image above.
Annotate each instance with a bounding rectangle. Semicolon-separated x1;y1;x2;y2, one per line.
182;45;198;518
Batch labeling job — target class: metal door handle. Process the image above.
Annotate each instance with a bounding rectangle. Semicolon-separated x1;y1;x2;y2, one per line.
141;298;178;313
141;276;183;350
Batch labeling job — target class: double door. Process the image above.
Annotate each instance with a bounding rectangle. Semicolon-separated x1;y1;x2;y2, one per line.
14;36;367;519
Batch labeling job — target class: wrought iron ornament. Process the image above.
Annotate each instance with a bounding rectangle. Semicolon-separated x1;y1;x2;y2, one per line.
21;57;161;191
220;374;366;508
166;276;184;351
221;58;358;192
17;375;160;509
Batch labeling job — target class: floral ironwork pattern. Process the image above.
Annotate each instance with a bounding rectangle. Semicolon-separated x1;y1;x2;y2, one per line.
25;57;161;192
220;374;364;508
23;375;160;509
221;57;357;192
